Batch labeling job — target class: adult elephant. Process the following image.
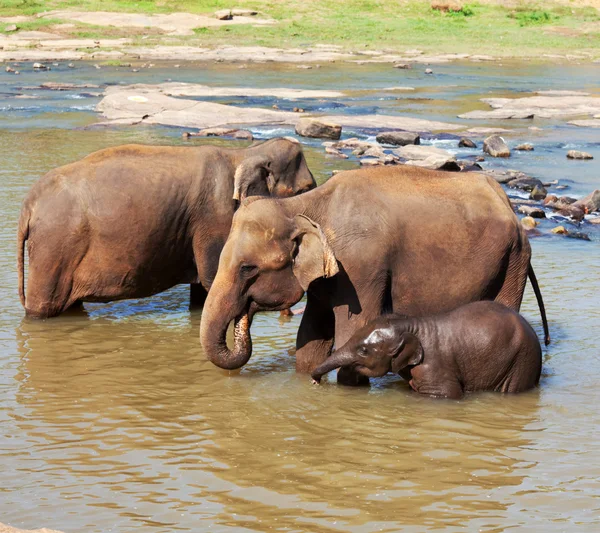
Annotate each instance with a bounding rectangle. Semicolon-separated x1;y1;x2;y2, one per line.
200;165;549;384
18;138;315;318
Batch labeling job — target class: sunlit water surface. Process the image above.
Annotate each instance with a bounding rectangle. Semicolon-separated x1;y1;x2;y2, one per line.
0;61;599;532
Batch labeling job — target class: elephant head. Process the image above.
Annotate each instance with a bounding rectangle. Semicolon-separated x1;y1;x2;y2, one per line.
200;199;338;370
233;138;316;203
311;318;424;383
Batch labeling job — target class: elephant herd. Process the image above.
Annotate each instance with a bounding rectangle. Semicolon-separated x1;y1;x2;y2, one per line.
18;137;549;397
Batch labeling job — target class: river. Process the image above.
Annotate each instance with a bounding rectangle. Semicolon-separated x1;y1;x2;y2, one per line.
0;60;599;532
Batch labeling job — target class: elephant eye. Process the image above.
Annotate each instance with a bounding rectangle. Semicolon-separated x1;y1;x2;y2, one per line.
357;347;368;357
240;264;258;277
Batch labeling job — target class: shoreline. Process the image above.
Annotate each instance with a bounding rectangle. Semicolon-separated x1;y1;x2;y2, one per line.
1;43;599;65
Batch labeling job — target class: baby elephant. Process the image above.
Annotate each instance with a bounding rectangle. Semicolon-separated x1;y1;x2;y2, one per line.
311;301;542;399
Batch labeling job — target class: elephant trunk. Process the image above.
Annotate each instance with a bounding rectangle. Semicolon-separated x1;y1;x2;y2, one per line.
200;288;253;371
311;350;356;383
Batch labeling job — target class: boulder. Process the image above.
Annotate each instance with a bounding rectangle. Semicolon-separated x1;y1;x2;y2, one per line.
521;216;539;230
551;226;568;235
360;158;382;166
395;145;459;170
483;135;511;158
458;138;476;148
32;62;49;70
363;146;386;158
5;24;17;32
394;63;412;69
573;189;600;213
376;131;420;146
425;68;433;75
530;185;547;201
295;118;342;140
567;150;593;160
557;205;585;221
515;143;534;151
232;129;254;140
507;176;545;192
405;155;460;171
215;9;232;20
518;206;546;218
231;8;258;16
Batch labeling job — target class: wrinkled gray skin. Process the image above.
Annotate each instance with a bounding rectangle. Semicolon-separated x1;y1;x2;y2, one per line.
18;137;315;318
200;165;549;385
312;301;542;399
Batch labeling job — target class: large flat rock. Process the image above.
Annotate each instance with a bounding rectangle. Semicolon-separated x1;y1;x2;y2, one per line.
459;95;600;120
153;82;345;99
96;85;464;132
0;523;64;533
41;10;275;36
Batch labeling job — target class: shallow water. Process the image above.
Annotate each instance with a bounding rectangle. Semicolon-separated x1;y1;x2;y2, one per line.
0;61;599;532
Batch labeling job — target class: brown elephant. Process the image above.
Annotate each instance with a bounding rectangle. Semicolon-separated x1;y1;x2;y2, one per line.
18;138;315;318
311;301;542;398
200;165;549;384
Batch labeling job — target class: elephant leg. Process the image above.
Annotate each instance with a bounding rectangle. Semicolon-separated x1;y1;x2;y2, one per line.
295;292;335;373
189;283;208;309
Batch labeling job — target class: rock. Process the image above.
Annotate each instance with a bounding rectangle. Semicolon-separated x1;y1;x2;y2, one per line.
557;205;585;221
360;158;382;166
518;206;546;218
406;155;460;171
5;24;17;32
483;135;511;158
39;82;100;90
394;63;412;69
68;63;75;68
32;62;48;70
293;107;305;113
511;198;538;206
567;150;593;160
475;156;485;162
555;185;569;190
431;1;463;12
566;232;591;241
395;145;459;171
515;143;534;151
425;68;433;75
551;226;568;234
331;169;343;176
573;190;600;213
215;9;232;20
231;8;258;16
232;129;253;140
521;216;539;230
589;217;600;225
5;66;15;73
507;176;544;192
295;118;342;140
530;185;547;201
457;160;482;172
363;146;386;158
325;146;348;158
376;131;420;146
458;138;477;148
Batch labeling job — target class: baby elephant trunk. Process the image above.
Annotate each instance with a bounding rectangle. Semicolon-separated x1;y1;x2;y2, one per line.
311;350;355;383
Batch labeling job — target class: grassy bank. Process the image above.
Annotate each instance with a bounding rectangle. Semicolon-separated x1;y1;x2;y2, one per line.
1;1;599;59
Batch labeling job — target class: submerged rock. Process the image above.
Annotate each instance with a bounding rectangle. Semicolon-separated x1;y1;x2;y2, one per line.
295;118;342;140
376;131;420;146
483;135;511;158
507;176;545;192
567;150;593;160
530;185;547;201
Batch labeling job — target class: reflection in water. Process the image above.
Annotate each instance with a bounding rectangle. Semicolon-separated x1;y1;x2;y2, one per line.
0;63;599;532
13;311;544;532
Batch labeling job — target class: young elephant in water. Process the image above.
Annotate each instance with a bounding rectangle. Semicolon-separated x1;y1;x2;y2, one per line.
311;301;542;399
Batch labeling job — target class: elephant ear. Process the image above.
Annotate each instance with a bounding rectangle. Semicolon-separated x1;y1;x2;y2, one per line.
390;332;424;374
291;214;339;291
233;155;275;203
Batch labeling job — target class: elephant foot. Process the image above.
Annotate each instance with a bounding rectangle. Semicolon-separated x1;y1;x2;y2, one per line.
337;366;370;387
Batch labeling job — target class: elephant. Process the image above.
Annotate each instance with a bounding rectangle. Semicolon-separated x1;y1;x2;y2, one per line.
200;165;550;385
18;137;315;318
310;301;542;398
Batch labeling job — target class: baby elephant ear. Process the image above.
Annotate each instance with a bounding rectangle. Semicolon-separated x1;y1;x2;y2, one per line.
291;214;339;291
391;332;423;374
233;155;275;203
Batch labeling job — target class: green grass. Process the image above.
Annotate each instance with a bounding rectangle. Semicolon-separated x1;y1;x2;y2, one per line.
0;1;598;58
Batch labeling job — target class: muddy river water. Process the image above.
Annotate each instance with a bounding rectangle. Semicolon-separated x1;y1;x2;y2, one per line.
0;61;599;532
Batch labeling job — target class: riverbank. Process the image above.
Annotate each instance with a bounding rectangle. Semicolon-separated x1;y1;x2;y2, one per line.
0;1;599;64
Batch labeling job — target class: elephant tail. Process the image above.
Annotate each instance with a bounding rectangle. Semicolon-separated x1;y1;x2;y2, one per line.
528;263;550;346
17;204;30;309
